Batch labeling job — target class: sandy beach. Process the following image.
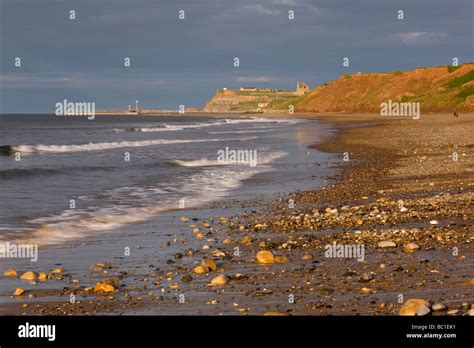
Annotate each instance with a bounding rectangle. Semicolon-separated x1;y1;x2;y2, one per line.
1;113;472;316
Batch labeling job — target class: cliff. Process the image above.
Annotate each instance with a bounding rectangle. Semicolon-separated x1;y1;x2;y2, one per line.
203;64;474;113
203;89;298;113
295;64;474;113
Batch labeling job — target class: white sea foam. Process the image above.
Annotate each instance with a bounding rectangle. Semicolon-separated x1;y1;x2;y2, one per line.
208;129;275;134
171;151;286;167
10;137;257;154
9;152;284;245
132;117;299;132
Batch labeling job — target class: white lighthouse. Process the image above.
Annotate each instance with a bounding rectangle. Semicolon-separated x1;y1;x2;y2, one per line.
135;100;139;114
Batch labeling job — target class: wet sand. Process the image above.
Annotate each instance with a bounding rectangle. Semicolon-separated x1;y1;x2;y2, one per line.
2;113;473;316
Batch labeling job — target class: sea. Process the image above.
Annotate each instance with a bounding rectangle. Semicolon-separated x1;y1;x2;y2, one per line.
0;114;335;246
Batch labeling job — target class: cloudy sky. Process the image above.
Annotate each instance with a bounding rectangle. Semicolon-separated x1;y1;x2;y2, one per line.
0;0;472;113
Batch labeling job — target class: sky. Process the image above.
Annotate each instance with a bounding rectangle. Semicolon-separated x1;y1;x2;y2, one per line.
0;0;473;113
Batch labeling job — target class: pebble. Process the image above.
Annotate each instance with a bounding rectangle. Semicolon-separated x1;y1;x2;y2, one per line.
212;250;226;258
416;304;431;316
256;250;275;264
241;236;253;244
400;299;430;316
52;267;64;274
20;271;37;281
466;309;474;316
193;265;208;275
447;309;459;315
3;269;17;277
13;288;25;296
403;243;420;253
209;274;228;286
274;256;289;264
432;303;447;311
38;272;47;281
359;273;373;283
181;274;193;283
378;241;397;248
201;259;217;271
94;279;118;293
254;223;267;229
429;220;439;225
90;262;110;272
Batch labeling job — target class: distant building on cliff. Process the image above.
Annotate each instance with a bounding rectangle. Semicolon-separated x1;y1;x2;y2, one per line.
240;87;258;91
294;81;310;96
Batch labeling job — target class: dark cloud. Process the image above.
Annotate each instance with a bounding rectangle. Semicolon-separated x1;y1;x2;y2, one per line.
0;0;472;112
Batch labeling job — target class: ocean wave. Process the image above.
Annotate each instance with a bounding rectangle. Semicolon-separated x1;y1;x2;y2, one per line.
132;117;299;132
208;129;275;134
7;165;273;245
1;136;258;155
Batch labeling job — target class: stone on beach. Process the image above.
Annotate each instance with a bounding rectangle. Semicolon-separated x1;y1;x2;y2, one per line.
38;272;47;281
241;236;253;244
52;267;64;274
13;288;25;296
378;241;397;248
20;271;37;281
181;274;193;282
94;278;118;293
403;243;420;253
201;259;217;271
254;223;267;229
90;262;110;272
359;273;373;283
209;274;228;286
274;256;289;264
3;269;17;277
399;299;430;316
416;304;431;316
256;250;275;264
212;249;226;258
360;287;373;294
193;265;209;275
432;303;447;311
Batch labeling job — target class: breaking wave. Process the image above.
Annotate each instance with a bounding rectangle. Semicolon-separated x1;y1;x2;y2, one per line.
2;137;258;155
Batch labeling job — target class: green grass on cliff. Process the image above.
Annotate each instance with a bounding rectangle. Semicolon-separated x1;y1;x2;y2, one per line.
456;85;474;100
445;70;474;89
